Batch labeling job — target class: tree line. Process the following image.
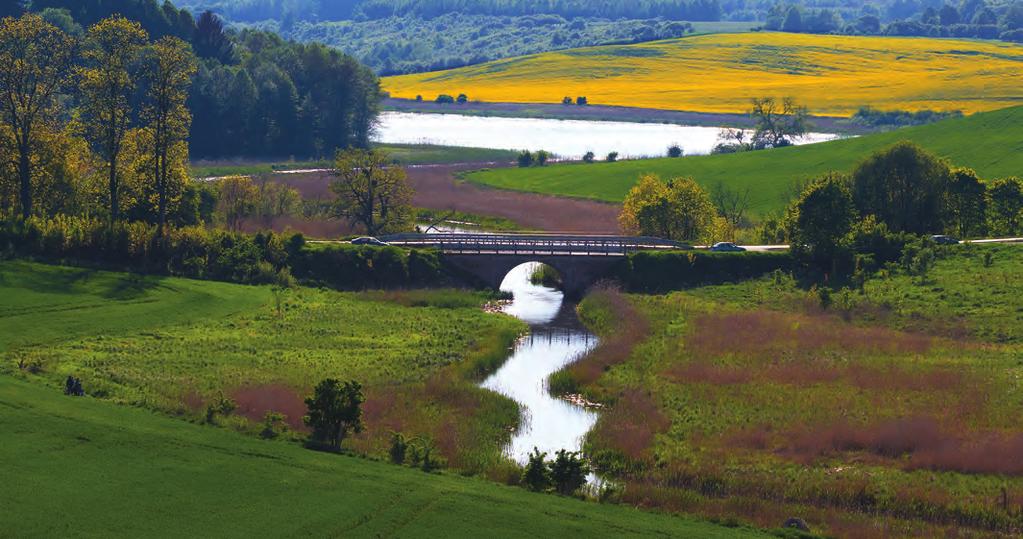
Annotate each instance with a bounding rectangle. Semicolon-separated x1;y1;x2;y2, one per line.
620;138;1023;275
6;1;381;160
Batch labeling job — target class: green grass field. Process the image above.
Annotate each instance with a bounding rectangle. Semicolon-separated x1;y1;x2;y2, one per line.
565;243;1023;536
465;106;1023;218
0;260;527;471
0;376;766;538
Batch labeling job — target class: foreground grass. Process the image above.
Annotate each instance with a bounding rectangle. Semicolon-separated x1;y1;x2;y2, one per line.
0;376;766;538
384;32;1023;116
0;260;525;472
568;244;1023;537
466;105;1023;217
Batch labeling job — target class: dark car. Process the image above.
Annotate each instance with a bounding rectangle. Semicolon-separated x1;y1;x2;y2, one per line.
710;242;746;252
930;235;960;245
351;236;388;246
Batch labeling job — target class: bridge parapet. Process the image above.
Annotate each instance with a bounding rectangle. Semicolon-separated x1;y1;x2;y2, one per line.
378;233;688;256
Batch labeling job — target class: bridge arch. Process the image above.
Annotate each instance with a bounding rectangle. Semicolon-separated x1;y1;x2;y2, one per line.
444;253;621;299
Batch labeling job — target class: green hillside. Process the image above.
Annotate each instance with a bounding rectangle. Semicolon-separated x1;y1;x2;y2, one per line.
0;376;765;538
465;106;1023;217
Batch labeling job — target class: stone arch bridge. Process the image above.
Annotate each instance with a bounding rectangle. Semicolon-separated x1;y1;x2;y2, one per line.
380;233;686;298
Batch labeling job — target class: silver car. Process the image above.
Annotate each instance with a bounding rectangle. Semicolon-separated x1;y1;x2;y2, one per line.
351;236;388;246
710;242;746;252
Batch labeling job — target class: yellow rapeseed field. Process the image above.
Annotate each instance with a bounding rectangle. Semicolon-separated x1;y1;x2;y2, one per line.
383;32;1023;116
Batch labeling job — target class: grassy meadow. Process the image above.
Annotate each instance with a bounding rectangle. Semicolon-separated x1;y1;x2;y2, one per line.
561;244;1023;537
465;105;1023;217
0;260;526;473
383;32;1023;116
0;376;768;538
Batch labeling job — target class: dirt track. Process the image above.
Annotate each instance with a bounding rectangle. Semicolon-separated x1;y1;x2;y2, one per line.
270;163;622;234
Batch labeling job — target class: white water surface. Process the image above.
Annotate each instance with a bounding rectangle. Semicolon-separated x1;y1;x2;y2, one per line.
374;111;839;159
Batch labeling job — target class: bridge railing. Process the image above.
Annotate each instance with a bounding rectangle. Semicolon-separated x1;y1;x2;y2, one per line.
377;233;690;255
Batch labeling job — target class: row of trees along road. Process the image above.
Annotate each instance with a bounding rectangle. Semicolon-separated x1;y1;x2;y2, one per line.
0;14;195;231
619;140;1023;258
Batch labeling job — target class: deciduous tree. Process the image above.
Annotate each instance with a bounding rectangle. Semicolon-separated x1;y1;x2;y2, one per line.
785;172;856;263
749;97;807;149
330;148;413;235
0;14;73;218
620;174;716;243
945;167;986;237
986;177;1023;236
303;378;364;451
79;16;148;222
851;141;952;234
140;36;196;234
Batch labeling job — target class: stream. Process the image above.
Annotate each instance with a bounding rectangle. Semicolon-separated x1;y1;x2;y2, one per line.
480;263;599;464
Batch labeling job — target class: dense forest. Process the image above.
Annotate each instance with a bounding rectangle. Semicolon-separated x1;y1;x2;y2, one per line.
13;0;381;159
172;0;1023;73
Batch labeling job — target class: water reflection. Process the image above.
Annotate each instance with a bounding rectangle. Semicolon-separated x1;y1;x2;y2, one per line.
480;263;599;464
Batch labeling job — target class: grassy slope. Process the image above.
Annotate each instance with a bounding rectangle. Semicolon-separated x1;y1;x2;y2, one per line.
465;105;1023;216
0;261;269;351
0;376;765;538
383;32;1023;116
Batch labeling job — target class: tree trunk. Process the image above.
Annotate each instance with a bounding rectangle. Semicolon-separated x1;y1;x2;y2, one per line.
18;146;31;219
158;146;167;236
109;152;119;222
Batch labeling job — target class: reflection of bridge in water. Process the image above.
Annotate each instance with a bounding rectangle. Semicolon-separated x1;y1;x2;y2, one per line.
380;233;687;298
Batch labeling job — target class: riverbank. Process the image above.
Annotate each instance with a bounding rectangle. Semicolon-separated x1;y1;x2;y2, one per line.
384;98;875;136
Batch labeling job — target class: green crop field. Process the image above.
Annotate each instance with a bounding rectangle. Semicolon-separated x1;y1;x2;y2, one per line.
0;376;766;537
465;106;1023;218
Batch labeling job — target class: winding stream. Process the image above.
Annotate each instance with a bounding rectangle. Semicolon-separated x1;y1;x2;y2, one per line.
481;263;599;464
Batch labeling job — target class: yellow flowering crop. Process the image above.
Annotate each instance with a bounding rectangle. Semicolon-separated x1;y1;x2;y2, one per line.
383;32;1023;116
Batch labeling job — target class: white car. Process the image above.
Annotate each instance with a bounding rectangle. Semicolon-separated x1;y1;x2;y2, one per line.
710;242;746;252
351;236;388;246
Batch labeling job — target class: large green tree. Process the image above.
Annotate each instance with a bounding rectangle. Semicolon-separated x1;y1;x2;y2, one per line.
945;167;987;238
986;177;1023;236
0;14;73;219
79;16;149;222
330;148;413;236
851;141;952;235
786;172;857;264
620;174;717;243
303;378;364;451
140;35;196;234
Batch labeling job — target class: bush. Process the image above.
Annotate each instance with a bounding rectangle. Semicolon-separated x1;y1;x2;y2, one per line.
535;149;549;166
561;96;572;105
667;144;683;158
517;150;533;167
605;151;618;162
435;94;455;104
576;96;588;105
620;250;793;292
582;151;595;163
456;93;468;103
522;448;552;491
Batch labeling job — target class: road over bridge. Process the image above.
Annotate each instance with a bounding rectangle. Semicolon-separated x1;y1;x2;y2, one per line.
380;233;688;297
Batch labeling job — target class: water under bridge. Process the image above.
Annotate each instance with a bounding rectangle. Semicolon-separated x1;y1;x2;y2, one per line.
379;233;687;297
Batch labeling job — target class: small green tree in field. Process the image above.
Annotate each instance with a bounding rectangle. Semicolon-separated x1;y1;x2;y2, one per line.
582;151;595;163
986;177;1023;235
667;144;683;158
535;149;549;166
517;150;533;167
303;378;364;451
522;448;551;491
550;449;590;495
786;172;856;266
561;96;572;105
605;151;618;162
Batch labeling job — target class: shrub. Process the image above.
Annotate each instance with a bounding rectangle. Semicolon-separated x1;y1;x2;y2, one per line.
389;432;408;464
605;151;618;162
550;449;590;495
517;149;533;167
561;96;572;105
522;448;552;491
621;250;793;292
535;149;549;166
667;144;683;158
435;94;454;104
582;151;595;163
576;96;587;105
456;93;468;104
